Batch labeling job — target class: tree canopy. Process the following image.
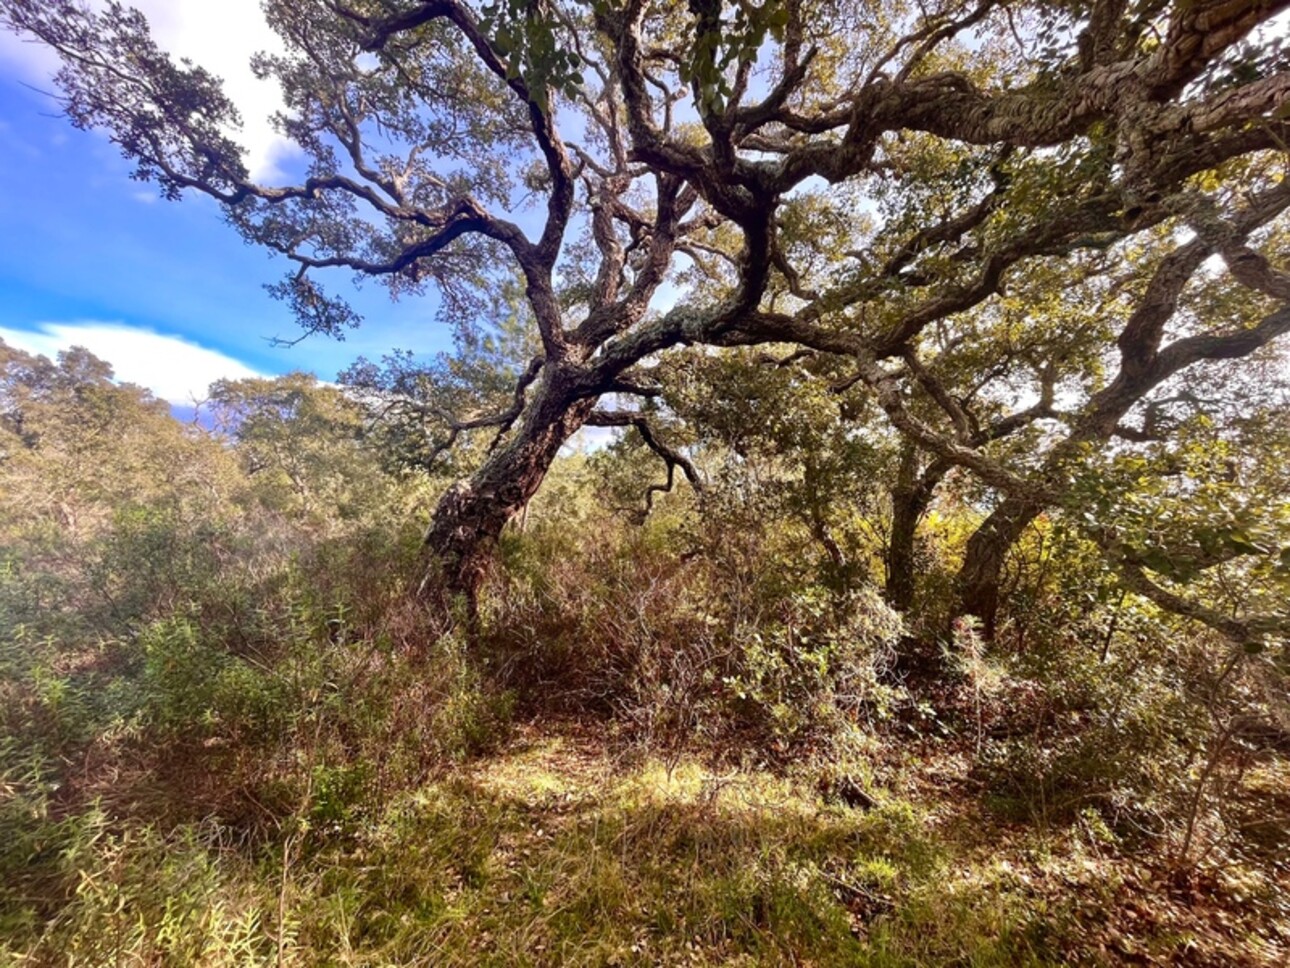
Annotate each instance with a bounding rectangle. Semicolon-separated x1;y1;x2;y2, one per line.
4;0;1288;644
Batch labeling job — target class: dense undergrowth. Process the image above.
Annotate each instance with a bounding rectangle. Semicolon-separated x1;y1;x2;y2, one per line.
2;347;1288;965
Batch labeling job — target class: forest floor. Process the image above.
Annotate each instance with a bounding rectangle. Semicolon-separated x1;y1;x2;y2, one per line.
6;711;1289;965
280;718;1289;967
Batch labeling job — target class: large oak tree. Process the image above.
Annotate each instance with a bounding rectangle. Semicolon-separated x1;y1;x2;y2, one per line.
5;0;1288;643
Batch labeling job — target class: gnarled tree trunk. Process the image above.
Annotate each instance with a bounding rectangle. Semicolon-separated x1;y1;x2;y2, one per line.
954;496;1044;638
419;372;596;622
885;445;949;613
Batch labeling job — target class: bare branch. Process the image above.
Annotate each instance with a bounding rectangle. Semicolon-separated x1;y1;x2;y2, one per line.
586;408;703;516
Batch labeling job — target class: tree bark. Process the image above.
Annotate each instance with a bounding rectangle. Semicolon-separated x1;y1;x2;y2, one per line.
418;371;595;623
886;445;921;613
955;496;1045;637
885;445;947;613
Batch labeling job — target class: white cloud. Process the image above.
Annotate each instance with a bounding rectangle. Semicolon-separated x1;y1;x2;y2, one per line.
1;0;298;182
561;425;616;454
0;322;263;404
0;24;61;80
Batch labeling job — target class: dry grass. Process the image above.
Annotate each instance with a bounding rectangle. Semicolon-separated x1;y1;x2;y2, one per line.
275;724;1285;967
4;715;1288;966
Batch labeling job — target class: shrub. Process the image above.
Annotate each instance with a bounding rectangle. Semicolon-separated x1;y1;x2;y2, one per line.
485;519;902;758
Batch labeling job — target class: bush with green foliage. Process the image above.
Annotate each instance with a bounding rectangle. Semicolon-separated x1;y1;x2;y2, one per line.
486;509;903;758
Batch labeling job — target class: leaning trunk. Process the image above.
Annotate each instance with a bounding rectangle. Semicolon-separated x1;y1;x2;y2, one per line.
954;496;1044;637
885;445;947;613
419;373;595;622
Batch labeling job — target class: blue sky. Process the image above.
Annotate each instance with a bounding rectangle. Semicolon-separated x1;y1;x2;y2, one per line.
0;0;455;406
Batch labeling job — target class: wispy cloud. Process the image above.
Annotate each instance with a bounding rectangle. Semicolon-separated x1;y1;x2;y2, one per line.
0;0;299;182
0;25;61;80
0;321;263;404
